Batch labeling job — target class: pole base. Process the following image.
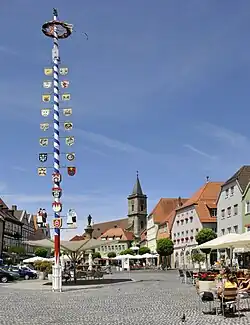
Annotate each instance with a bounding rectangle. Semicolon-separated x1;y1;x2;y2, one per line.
52;264;62;292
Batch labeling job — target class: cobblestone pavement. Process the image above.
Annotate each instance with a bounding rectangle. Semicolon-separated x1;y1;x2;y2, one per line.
0;271;250;325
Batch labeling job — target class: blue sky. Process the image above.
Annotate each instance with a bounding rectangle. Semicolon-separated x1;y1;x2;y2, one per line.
1;0;250;239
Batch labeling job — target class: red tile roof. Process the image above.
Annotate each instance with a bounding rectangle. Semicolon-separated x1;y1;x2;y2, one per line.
100;227;134;241
176;182;223;223
70;218;128;241
149;198;188;224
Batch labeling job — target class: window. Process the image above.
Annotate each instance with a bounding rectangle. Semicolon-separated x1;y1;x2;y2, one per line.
140;205;144;211
140;221;144;230
131;204;134;212
221;209;225;218
186;230;188;234
233;225;238;234
227;207;231;217
190;216;193;223
185;218;188;224
196;228;199;233
211;209;217;217
246;201;250;214
234;204;238;215
227;227;231;233
174;233;176;237
225;189;229;198
181;220;184;225
177;220;180;226
191;229;194;233
181;231;184;236
231;186;234;196
221;229;225;235
177;232;180;237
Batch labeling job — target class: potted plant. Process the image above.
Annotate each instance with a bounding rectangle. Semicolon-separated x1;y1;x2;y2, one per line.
46;263;53;281
196;272;216;292
34;261;51;280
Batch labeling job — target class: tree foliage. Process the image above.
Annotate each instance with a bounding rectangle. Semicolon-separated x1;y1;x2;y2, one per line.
8;246;25;255
195;228;217;255
156;238;174;256
92;252;101;259
107;251;116;258
138;247;150;255
34;247;48;258
191;252;206;264
120;249;134;255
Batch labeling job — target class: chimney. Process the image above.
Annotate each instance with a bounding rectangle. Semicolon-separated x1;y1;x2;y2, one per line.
178;196;183;207
206;176;209;183
12;205;17;211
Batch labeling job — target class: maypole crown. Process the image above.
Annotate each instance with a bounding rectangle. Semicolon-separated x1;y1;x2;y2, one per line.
53;8;58;16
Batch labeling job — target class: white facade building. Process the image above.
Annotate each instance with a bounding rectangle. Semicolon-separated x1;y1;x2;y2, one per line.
217;181;242;236
217;166;250;237
172;182;222;269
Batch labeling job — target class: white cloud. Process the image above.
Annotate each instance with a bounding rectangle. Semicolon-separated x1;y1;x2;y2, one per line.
184;144;217;160
200;123;249;149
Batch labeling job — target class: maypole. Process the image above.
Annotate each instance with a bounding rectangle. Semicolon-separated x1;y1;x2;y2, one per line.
40;9;75;292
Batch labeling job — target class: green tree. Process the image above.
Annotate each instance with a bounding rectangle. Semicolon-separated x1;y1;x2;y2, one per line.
195;228;217;268
156;238;174;268
138;247;150;255
122;248;134;255
191;251;206;271
92;252;101;259
8;246;25;255
107;251;116;258
34;247;48;258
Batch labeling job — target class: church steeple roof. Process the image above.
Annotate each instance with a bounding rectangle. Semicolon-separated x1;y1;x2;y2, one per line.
131;171;143;196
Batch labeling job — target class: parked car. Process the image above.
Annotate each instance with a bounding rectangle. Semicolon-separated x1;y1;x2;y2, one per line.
0;268;19;283
9;266;37;280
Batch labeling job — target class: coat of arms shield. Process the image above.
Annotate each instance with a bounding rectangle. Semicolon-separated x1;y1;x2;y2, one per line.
44;68;53;76
62;94;71;101
66;153;75;161
43;80;52;89
38;167;47;176
63;108;72;116
40;123;49;131
39;138;49;147
67;166;76;176
41;108;50;117
42;94;51;102
65;136;75;146
39;153;48;162
64;122;73;131
61;80;69;88
59;67;68;75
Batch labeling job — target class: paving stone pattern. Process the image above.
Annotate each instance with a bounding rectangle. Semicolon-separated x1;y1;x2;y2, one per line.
0;271;250;325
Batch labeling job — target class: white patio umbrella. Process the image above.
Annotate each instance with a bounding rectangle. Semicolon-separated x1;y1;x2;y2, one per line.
114;254;134;260
224;231;250;248
197;233;241;250
141;253;156;258
23;256;50;263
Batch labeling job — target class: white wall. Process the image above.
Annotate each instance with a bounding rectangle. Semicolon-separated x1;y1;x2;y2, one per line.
172;205;202;268
146;214;158;253
217;181;242;236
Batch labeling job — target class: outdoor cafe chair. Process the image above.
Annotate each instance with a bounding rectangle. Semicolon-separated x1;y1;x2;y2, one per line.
178;269;185;283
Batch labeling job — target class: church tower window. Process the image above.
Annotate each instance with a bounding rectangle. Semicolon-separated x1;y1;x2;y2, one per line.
132;204;134;212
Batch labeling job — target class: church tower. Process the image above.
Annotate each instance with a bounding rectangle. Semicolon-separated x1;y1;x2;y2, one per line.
127;172;147;239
